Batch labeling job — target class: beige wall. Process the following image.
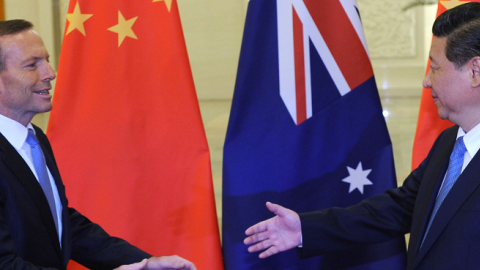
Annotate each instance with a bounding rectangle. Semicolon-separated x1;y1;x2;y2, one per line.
178;0;247;100
358;0;436;95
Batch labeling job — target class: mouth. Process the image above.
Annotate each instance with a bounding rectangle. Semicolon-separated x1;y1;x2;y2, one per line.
34;88;51;95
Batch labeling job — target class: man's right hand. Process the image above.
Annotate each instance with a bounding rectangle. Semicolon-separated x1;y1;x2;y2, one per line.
244;202;302;258
114;256;197;270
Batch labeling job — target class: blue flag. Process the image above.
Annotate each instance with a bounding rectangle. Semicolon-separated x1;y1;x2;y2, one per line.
222;0;407;269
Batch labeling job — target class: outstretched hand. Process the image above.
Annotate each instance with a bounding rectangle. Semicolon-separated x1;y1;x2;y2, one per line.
244;202;302;258
114;256;197;270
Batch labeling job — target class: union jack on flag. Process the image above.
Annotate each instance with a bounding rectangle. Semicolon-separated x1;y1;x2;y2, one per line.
278;0;373;124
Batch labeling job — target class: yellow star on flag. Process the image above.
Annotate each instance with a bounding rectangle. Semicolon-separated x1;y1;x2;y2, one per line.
66;1;93;36
440;0;471;9
108;11;138;47
153;0;172;12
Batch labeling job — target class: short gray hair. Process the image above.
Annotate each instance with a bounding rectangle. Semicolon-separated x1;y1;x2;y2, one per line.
0;20;34;71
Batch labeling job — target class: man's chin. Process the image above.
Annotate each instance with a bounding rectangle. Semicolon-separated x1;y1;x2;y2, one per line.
438;114;448;120
36;104;53;114
435;107;448;120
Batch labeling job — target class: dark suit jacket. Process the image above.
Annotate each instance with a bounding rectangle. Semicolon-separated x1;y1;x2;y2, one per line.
0;125;150;269
298;125;480;270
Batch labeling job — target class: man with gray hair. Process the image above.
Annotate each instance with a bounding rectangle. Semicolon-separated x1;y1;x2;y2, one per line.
245;3;480;269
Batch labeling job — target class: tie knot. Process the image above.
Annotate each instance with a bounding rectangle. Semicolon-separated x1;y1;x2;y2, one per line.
452;136;467;160
26;129;39;147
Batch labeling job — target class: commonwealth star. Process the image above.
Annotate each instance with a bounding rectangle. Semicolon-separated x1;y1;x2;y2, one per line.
342;162;373;194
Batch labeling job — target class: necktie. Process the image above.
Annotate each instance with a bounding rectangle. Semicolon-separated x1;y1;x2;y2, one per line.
421;136;467;248
26;129;59;234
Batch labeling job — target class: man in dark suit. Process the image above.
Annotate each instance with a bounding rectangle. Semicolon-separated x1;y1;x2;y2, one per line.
244;3;480;270
0;19;196;270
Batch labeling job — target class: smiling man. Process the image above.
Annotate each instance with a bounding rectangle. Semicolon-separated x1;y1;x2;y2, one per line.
244;3;480;270
0;20;195;270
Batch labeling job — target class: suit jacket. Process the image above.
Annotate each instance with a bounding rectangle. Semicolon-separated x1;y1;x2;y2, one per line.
298;125;480;270
0;125;150;270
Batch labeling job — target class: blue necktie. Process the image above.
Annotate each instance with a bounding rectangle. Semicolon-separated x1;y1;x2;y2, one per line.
26;129;59;234
421;136;467;247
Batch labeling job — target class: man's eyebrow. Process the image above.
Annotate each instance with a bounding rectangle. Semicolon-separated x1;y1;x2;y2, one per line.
20;55;48;64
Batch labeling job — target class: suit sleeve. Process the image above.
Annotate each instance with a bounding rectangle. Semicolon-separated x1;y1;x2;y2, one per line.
297;128;450;259
68;207;151;269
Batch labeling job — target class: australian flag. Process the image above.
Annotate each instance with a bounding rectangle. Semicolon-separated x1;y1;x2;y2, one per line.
222;0;407;269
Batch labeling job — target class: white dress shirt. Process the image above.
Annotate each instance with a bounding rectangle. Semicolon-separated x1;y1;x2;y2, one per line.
434;123;480;198
0;114;63;244
456;123;480;171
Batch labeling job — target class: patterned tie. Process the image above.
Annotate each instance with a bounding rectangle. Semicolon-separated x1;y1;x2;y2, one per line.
421;136;467;248
26;129;59;234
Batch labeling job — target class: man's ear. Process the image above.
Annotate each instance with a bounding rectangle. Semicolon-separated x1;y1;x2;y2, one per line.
471;56;480;87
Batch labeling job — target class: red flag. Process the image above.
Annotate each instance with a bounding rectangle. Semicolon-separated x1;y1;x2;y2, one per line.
47;0;223;269
412;0;480;169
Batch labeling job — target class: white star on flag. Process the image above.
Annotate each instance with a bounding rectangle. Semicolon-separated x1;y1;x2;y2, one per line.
342;162;373;194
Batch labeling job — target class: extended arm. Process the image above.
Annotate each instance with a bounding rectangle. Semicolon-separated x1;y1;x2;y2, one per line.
67;207;151;269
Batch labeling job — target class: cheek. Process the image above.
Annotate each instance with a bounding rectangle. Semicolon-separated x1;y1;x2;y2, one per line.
432;73;453;96
3;76;29;95
0;80;30;105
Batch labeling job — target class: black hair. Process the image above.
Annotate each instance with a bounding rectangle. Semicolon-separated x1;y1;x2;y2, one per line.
433;2;480;68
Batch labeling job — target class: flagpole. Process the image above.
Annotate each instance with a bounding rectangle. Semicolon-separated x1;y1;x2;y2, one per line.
51;0;62;70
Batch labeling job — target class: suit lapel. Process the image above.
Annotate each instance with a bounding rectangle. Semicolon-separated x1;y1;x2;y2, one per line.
412;126;480;268
408;150;449;256
418;154;480;252
0;132;63;259
408;127;456;269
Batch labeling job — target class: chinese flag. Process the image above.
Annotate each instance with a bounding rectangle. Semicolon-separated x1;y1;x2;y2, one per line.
47;0;223;269
412;0;480;169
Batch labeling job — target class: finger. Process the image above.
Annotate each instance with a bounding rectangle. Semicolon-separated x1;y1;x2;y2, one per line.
114;259;148;270
247;237;273;253
245;220;269;236
147;256;197;270
259;245;280;259
244;229;271;245
267;202;289;217
185;261;197;270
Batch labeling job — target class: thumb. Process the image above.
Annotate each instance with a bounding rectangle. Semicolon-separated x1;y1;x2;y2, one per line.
114;259;148;270
266;202;287;217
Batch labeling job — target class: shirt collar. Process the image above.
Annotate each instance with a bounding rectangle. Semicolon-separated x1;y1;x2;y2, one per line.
459;123;480;159
0;114;33;151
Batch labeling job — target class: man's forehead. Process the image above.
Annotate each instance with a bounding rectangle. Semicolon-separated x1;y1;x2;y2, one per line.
0;30;49;69
0;29;41;45
0;30;46;54
429;37;447;60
